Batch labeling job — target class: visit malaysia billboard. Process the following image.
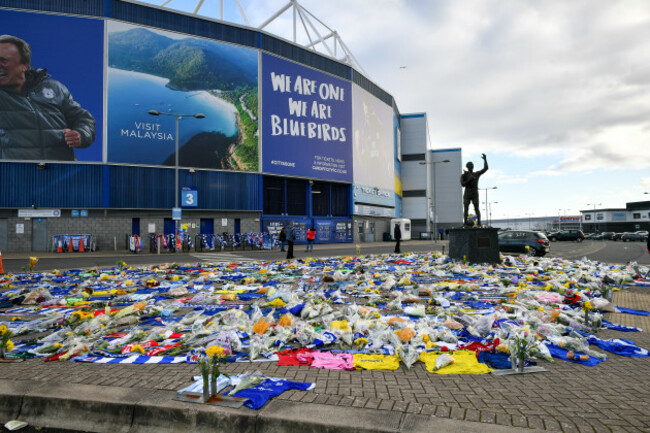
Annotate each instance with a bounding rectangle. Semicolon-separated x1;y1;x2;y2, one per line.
261;52;352;182
106;22;259;171
0;9;103;162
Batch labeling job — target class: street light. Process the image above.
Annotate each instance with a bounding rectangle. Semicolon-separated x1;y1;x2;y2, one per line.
420;158;450;240
586;203;601;233
489;202;499;227
525;212;533;230
148;110;205;251
558;208;570;230
478;186;497;226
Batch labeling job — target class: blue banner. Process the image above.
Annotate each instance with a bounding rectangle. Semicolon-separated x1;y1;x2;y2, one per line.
0;10;104;162
261;53;352;182
314;219;354;243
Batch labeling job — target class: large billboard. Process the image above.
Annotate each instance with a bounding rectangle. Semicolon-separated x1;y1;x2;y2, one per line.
106;22;259;171
352;84;395;193
0;10;103;162
261;53;352;182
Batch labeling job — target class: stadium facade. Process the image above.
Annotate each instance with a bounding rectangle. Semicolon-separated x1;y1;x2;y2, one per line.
0;0;461;253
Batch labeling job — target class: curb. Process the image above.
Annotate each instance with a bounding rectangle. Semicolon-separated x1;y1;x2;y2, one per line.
1;380;539;433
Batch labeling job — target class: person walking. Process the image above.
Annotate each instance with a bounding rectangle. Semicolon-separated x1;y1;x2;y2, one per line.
306;226;316;252
279;226;287;252
286;223;296;259
394;222;402;254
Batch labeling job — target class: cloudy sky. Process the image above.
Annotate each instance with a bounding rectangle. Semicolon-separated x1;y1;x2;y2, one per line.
140;0;650;219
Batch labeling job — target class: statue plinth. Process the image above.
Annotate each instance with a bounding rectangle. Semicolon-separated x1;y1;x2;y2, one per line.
448;227;500;264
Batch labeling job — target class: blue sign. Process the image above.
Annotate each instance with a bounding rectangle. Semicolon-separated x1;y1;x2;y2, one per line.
71;210;80;217
80;209;89;217
182;187;198;207
353;184;395;207
262;53;352;182
314;219;354;243
172;207;182;220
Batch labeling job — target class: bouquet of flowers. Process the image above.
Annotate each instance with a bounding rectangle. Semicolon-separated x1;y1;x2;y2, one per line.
508;327;536;372
0;324;15;359
582;300;593;325
197;345;229;402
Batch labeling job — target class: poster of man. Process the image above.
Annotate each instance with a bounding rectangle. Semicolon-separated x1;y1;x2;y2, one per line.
0;10;103;162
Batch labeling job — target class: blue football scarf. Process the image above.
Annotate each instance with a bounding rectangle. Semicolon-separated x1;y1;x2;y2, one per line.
586;337;649;357
614;306;649;316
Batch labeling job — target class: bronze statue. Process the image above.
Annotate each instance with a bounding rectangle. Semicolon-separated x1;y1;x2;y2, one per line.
461;153;488;226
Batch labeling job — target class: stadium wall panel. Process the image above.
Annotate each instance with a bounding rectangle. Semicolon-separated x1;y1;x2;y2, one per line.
0;162;103;208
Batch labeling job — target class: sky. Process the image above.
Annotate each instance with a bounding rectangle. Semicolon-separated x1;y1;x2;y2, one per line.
138;0;650;219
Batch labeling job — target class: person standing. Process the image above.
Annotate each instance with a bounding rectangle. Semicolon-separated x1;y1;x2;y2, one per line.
306;226;316;252
279;226;287;252
394;222;402;254
286;222;296;259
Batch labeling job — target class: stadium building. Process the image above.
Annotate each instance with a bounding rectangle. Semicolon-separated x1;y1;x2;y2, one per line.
0;0;462;253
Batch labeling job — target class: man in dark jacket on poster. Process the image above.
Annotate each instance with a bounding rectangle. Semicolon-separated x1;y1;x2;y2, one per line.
0;35;95;161
394;222;402;254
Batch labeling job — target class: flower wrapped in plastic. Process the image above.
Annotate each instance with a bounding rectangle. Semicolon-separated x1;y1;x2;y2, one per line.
197;344;229;402
433;353;455;371
508;327;536;372
0;324;15;358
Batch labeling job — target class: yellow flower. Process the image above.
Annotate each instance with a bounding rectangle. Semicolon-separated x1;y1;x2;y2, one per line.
354;337;368;346
206;345;225;359
267;298;286;307
0;324;7;335
131;345;145;354
29;257;38;267
53;343;63;348
330;320;351;333
538;307;545;312
422;334;430;343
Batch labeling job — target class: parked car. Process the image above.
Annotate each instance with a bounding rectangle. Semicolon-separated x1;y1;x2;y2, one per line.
601;232;615;240
621;232;645;242
547;229;585;242
498;230;550;257
590;233;604;240
612;233;624;241
635;231;649;239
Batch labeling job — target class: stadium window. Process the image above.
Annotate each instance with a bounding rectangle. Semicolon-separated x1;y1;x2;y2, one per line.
331;184;350;216
287;179;307;215
633;213;641;219
311;181;330;216
263;176;285;215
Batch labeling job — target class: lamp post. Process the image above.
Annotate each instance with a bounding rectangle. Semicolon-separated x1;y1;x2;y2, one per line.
586;203;601;233
525;212;533;230
478;186;497;226
148;110;205;251
489;201;499;227
558;208;570;231
419;158;450;240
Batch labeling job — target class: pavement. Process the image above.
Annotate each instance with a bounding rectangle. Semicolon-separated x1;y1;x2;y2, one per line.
0;243;649;432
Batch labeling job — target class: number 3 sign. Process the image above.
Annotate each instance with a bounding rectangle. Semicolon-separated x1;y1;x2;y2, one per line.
182;187;198;207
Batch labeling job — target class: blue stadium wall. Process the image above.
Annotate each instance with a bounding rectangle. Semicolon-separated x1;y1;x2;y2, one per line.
0;0;399;252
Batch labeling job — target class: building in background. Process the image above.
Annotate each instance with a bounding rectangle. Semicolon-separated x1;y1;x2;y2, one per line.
0;1;455;252
580;201;650;233
399;113;462;238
